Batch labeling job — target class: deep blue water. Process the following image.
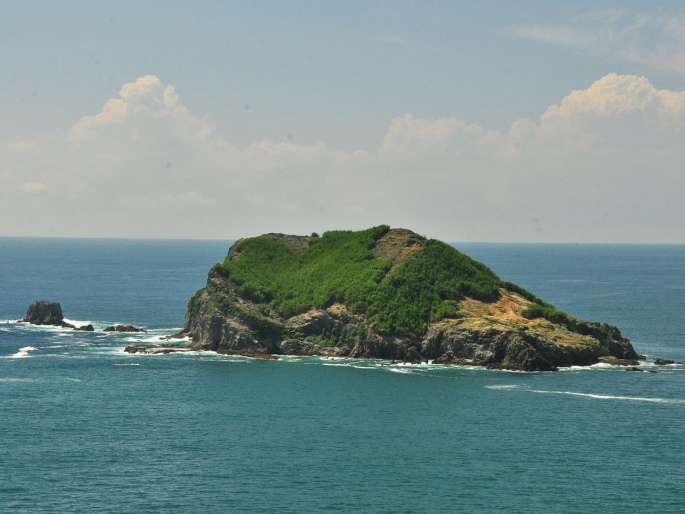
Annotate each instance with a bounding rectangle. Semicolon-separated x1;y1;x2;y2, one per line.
1;238;684;513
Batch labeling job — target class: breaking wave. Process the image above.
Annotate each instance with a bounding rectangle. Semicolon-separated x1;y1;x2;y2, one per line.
4;346;37;359
485;384;685;404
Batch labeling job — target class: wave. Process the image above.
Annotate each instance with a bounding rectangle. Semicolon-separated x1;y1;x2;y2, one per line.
485;384;685;404
62;318;92;328
4;346;37;359
530;389;685;404
122;334;190;344
385;367;415;374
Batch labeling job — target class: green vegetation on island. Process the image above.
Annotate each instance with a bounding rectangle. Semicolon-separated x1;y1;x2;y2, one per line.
211;225;566;337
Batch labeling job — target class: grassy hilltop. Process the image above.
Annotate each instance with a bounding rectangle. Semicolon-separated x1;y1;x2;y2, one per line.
212;225;566;337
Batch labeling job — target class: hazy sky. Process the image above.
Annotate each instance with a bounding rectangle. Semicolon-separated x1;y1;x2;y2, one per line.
2;1;685;242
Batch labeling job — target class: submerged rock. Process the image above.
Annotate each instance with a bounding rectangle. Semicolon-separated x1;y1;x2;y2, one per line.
104;325;147;333
654;358;680;365
598;356;643;367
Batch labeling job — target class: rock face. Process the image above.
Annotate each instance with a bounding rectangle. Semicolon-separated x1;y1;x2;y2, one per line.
24;301;66;326
179;229;644;371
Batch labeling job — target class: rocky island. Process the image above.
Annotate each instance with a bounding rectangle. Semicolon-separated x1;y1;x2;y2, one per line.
171;226;643;371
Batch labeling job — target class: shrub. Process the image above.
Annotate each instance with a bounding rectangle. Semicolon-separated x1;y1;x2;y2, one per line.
522;303;570;327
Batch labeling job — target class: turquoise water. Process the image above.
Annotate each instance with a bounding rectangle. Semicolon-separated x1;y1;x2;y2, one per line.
1;239;684;513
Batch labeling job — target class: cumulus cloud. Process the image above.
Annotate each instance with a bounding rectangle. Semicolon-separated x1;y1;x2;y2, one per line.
514;11;685;76
69;75;182;139
1;73;684;242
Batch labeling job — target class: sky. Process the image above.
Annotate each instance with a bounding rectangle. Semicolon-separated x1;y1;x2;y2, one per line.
2;1;685;243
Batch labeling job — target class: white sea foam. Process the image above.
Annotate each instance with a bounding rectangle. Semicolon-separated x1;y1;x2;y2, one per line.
529;389;685;404
559;365;595;372
277;355;306;361
63;318;91;327
197;354;249;363
385;367;415;374
4;346;37;359
0;377;34;382
122;334;183;344
485;384;685;404
114;363;140;366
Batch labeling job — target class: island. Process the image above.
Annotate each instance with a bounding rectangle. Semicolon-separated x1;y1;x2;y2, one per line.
170;226;643;371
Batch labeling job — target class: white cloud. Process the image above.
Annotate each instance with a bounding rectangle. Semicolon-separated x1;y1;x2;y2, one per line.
1;73;684;242
516;73;685;154
379;115;492;160
514;11;685;76
67;75;215;148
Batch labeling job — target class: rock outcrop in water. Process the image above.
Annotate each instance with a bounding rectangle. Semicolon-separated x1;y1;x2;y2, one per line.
23;300;88;330
104;325;147;333
177;227;644;371
24;300;68;326
21;301;143;333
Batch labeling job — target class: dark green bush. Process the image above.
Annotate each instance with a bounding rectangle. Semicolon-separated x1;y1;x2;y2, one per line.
522;303;570;326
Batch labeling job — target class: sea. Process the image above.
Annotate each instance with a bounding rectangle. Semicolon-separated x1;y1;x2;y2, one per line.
1;238;684;513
